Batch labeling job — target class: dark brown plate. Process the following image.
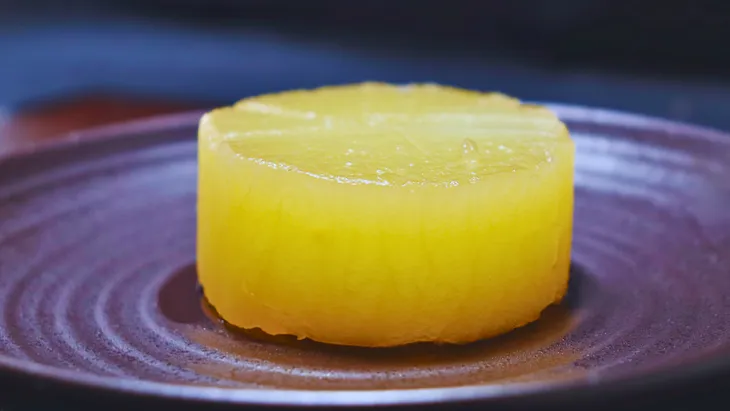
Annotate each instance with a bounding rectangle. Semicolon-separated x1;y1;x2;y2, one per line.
1;106;730;410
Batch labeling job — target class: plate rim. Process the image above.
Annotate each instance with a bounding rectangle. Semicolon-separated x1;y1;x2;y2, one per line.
1;104;729;407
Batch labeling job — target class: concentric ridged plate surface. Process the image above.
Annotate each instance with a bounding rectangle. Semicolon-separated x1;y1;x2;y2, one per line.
1;106;730;409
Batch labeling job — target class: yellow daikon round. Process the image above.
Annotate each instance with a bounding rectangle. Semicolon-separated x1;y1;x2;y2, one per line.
197;83;574;347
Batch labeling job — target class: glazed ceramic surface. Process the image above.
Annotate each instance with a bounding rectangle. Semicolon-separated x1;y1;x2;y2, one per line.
0;106;729;408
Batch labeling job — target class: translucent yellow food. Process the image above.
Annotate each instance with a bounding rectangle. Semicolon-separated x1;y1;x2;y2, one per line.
197;83;574;347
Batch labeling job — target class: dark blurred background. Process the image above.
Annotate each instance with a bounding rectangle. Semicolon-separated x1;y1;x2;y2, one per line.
1;0;729;146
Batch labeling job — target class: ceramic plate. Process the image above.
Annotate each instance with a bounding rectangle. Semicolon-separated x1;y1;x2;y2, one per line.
1;106;729;410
